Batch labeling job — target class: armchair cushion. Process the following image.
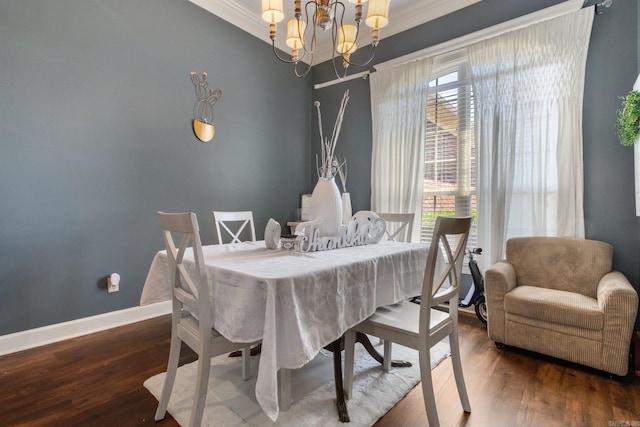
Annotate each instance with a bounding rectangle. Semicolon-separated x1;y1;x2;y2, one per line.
504;286;603;330
486;236;638;376
506;236;612;299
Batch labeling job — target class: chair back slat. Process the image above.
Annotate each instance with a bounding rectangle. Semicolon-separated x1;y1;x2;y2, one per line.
212;211;256;244
158;211;211;325
377;213;415;242
420;216;471;320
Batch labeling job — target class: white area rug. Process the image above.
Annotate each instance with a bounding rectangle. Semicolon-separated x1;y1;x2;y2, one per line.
144;339;450;427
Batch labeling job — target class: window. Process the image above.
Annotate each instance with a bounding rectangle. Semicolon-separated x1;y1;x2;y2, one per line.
421;51;477;248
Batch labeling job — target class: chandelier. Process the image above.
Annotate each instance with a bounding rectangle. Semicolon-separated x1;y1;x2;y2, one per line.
261;0;390;78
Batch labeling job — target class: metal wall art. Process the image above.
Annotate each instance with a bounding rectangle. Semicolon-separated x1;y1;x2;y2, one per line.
190;71;222;142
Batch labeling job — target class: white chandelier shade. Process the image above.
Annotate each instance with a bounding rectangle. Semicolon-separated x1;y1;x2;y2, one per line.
336;24;357;54
365;0;390;28
262;0;284;24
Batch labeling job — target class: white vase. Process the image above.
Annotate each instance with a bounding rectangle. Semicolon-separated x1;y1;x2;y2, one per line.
309;177;343;237
341;192;352;225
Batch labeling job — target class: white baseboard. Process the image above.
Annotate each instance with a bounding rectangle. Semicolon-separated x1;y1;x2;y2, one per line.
0;301;172;357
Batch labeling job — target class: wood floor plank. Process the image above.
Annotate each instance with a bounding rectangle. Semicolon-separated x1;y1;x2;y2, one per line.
0;312;638;426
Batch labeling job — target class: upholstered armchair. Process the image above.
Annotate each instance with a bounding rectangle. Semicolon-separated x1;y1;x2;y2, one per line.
485;237;638;376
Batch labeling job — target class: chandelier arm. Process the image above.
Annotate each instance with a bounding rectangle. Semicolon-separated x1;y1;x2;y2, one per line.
331;2;342;48
328;10;346;80
331;53;348;80
327;8;345;80
308;20;318;56
329;46;376;79
271;40;315;77
297;48;309;62
333;60;349;79
299;1;317;56
335;1;346;26
294;59;314;78
271;41;299;64
341;44;377;67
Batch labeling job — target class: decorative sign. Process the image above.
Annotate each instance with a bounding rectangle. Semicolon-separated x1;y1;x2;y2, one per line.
294;211;386;252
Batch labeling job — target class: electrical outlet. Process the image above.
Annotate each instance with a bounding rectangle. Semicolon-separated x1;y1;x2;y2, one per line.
108;273;120;293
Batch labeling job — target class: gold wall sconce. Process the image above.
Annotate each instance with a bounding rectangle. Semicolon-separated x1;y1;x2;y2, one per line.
190;71;222;142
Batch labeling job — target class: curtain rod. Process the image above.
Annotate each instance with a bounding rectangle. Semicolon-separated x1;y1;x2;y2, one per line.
313;70;371;90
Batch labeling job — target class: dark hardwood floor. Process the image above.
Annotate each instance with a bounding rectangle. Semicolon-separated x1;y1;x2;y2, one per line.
1;312;638;427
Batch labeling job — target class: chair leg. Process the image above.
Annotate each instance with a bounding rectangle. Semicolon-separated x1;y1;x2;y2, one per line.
343;329;356;400
450;330;471;412
418;345;440;427
279;368;292;411
188;343;212;427
382;340;392;372
154;332;182;421
241;345;251;381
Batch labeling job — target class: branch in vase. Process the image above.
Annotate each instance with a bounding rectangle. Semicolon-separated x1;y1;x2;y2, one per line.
313;89;351;179
336;155;348;193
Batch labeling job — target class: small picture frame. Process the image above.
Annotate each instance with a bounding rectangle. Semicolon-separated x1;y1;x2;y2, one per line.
300;194;312;221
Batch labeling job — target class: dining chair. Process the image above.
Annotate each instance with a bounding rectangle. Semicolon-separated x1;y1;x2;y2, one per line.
344;216;472;427
377;213;415;242
375;213;415;346
154;212;256;427
212;210;256;244
211;210;262;357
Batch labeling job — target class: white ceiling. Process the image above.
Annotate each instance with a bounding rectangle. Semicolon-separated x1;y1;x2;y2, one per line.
189;0;481;64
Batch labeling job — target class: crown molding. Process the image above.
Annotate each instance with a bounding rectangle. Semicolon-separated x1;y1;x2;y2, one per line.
387;0;482;38
190;0;283;50
190;0;481;66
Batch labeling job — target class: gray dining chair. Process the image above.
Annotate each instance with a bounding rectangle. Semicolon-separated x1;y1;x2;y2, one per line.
343;216;472;427
154;211;257;427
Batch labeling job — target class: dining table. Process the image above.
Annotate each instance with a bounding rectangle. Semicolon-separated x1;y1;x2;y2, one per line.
140;239;429;422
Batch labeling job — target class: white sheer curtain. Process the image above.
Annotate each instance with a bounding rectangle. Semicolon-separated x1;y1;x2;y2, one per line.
370;58;433;242
467;7;594;269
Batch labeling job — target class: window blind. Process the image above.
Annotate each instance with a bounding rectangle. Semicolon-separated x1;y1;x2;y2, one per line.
421;58;477;249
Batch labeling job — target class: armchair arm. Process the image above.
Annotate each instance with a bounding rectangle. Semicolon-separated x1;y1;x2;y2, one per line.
597;271;639;375
485;261;517;343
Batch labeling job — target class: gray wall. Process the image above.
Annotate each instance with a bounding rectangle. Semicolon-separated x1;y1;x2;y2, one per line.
313;0;640;328
0;0;312;335
583;0;639;312
2;0;639;337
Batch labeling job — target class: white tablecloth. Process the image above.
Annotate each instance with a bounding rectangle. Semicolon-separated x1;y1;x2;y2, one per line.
140;240;428;421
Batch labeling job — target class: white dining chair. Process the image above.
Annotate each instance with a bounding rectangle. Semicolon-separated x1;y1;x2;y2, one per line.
344;216;472;427
375;213;416;346
211;210;263;359
377;213;415;242
212;210;256;244
154;212;256;427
